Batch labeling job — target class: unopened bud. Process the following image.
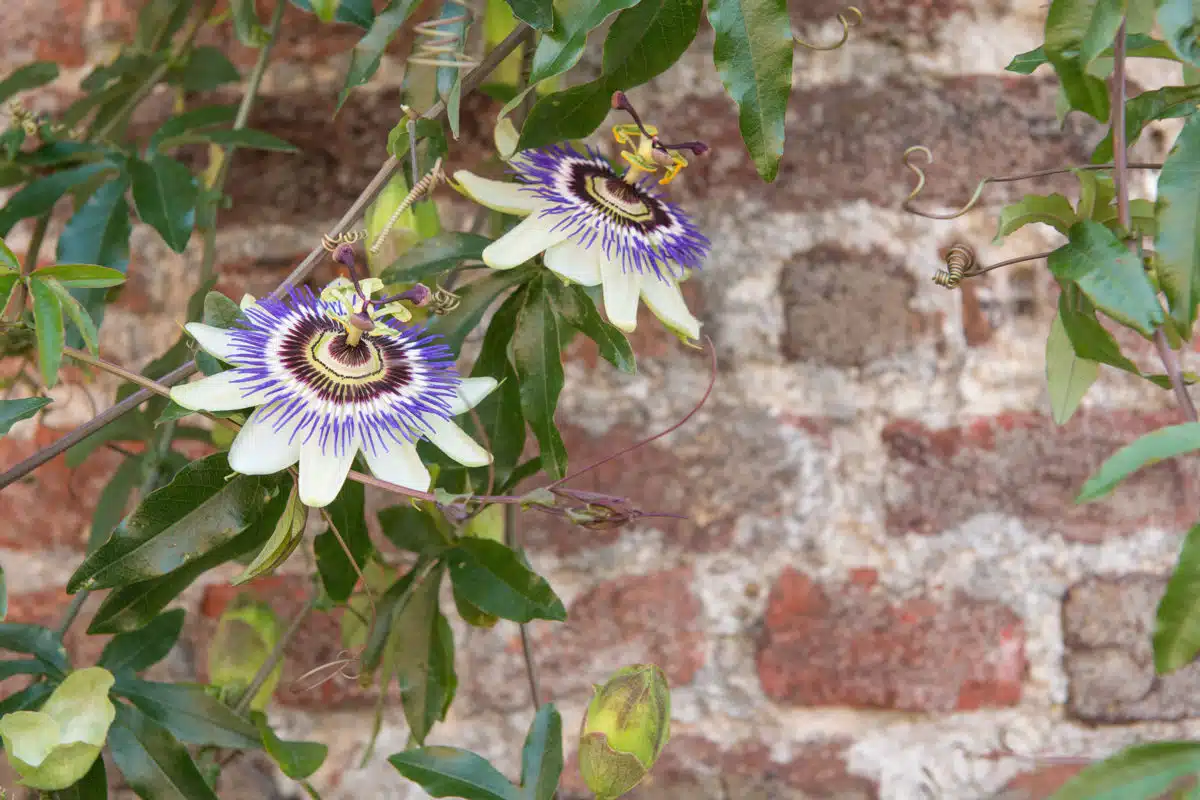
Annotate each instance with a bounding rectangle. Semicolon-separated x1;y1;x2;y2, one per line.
578;664;671;800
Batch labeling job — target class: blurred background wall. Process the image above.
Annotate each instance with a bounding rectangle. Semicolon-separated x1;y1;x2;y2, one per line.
2;1;1197;797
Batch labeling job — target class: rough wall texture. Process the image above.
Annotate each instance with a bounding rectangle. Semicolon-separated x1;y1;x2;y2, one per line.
2;1;1198;799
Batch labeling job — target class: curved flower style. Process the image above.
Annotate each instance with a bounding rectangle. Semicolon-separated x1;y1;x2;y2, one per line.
453;145;710;341
170;279;497;508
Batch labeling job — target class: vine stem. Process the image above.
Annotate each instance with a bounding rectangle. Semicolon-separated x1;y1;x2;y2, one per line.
232;595;316;715
1110;22;1198;421
0;23;532;493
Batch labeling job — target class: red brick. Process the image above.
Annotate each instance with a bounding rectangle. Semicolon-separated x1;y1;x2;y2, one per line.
883;411;1200;541
521;408;806;556
193;575;378;709
757;568;1025;712
559;735;877;799
0;0;87;70
467;568;704;713
1000;764;1086;800
0;424;128;551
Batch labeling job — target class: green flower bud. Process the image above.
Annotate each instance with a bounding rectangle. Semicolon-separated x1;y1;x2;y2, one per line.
578;664;671;800
0;667;115;790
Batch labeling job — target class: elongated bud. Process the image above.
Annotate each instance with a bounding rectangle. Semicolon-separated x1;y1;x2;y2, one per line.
578;664;671;800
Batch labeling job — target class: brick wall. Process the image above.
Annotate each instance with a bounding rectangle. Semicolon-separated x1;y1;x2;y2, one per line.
2;1;1198;798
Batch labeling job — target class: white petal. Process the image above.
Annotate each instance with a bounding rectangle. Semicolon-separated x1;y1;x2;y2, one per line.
449;377;499;415
363;441;430;491
239;293;256;310
482;214;571;269
169;371;260;412
600;257;642;333
185;323;240;364
544;240;602;286
640;276;701;341
425;417;491;467
452;171;540;216
228;406;302;475
298;437;359;508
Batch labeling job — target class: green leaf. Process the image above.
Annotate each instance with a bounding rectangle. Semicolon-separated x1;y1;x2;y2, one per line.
0;163;113;236
0;623;69;675
0;659;45;680
360;564;425;673
993;193;1078;243
29;276;65;389
234;481;307;585
168;46;241;92
108;704;219;800
231;0;268;46
1093;84;1200;163
1043;0;1111;121
1046;312;1099;425
446;538;567;623
545;280;635;373
68;453;269;592
1155;113;1200;338
44;279;100;355
388;747;520;800
99;608;186;674
511;277;567;480
379;232;493;284
1050;741;1200;800
50;749;107;800
1006;46;1047;73
428;265;536;354
0;61;59;105
133;0;191;52
338;0;423;108
1155;522;1200;673
377;504;448;556
707;0;793;182
0;563;5;621
113;678;260;748
1057;287;1141;373
1048;220;1164;336
0;682;53;716
392;564;452;744
0;235;20;272
253;712;327;780
518;0;703;150
31;264;126;289
1078;0;1125;70
149;105;238;150
55;177;132;351
504;0;552;29
0;396;51;435
312;0;340;22
1078;422;1200;501
129;154;196;253
1159;0;1200;67
519;704;563;800
466;288;526;488
314;480;372;604
186;128;299;153
530;0;641;85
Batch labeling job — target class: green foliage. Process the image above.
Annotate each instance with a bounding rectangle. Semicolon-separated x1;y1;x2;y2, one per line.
108;704;219;800
1050;742;1200;799
1078;422;1200;501
1155;523;1200;674
0;396;52;435
994;193;1077;242
380;232;493;283
314;480;373;603
98;608;186;674
512;276;567;480
447;538;567;623
389;746;521;800
1045;312;1099;424
338;0;424;107
254;712;328;780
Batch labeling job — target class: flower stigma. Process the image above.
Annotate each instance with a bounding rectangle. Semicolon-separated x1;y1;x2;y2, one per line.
610;91;710;186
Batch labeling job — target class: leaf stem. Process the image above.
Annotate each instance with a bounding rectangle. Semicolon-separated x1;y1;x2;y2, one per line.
0;24;532;493
62;346;174;399
233;594;316;715
55;590;89;635
1110;22;1198;421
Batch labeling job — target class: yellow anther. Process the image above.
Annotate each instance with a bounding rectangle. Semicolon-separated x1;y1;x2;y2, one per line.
610;122;691;185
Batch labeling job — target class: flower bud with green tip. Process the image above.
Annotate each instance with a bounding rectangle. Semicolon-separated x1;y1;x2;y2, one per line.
578;664;671;799
0;667;115;790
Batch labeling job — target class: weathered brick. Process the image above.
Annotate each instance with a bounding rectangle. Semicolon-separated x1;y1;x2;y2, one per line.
0;424;127;551
0;0;88;69
1062;575;1200;722
790;0;970;38
559;736;878;800
667;77;1091;211
779;244;940;366
757;568;1024;711
193;575;377;709
467;568;703;713
999;764;1086;800
521;407;805;556
883;411;1200;541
